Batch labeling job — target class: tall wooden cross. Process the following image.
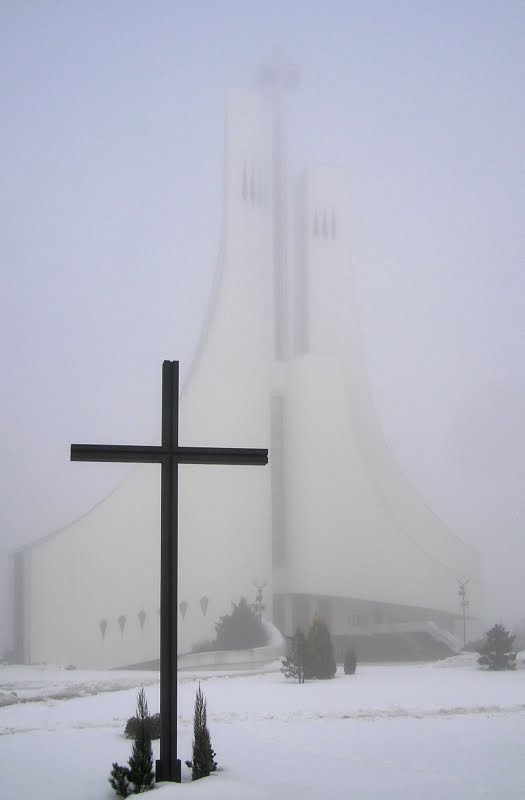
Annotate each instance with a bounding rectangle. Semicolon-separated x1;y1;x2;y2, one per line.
71;360;268;782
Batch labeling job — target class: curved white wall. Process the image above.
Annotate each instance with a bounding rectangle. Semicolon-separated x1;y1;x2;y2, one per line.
29;466;161;667
283;166;482;619
26;89;273;668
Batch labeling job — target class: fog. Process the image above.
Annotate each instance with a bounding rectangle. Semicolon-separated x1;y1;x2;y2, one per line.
1;1;523;654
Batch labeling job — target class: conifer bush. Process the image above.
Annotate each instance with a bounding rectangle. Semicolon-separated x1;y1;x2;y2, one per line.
125;712;160;740
306;615;337;679
282;617;337;680
185;683;217;780
109;764;131;798
109;688;155;796
214;596;268;650
190;596;269;653
477;624;517;671
344;647;357;675
281;627;308;683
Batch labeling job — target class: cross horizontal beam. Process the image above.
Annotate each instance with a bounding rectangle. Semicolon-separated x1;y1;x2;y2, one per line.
71;444;268;466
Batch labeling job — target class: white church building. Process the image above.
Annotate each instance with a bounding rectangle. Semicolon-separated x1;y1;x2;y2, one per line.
8;84;483;668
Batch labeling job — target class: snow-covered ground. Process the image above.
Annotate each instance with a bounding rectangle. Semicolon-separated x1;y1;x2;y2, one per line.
1;655;524;799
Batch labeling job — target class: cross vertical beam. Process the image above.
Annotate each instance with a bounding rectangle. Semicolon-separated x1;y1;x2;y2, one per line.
158;360;180;782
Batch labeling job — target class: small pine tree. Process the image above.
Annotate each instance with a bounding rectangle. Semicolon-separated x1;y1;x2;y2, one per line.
185;683;217;780
281;627;308;683
478;624;517;671
306;615;337;679
127;688;155;792
344;648;357;675
109;688;154;797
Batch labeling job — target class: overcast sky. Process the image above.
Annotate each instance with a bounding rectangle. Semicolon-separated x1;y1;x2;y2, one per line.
1;1;523;649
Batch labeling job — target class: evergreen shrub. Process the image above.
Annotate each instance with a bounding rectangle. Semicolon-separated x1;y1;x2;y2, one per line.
109;688;155;797
477;624;517;671
281;627;309;683
125;712;160;740
306;615;337;679
344;648;357;675
109;763;131;798
185;683;217;780
282;617;337;681
190;596;269;653
214;596;268;650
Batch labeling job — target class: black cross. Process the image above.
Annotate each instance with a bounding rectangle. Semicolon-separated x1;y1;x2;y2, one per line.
71;360;268;783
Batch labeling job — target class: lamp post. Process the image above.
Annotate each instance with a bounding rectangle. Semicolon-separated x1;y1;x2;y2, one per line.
457;577;470;648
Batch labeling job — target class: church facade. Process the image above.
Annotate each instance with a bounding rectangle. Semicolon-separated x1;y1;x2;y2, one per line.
8;87;482;668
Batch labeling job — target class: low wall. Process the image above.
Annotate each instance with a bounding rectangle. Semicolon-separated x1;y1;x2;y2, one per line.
178;623;286;671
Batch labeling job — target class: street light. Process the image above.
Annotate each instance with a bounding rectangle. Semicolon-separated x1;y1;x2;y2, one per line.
457;577;470;648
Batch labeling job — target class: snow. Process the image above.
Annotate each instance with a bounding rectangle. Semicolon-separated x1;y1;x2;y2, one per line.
1;656;524;799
